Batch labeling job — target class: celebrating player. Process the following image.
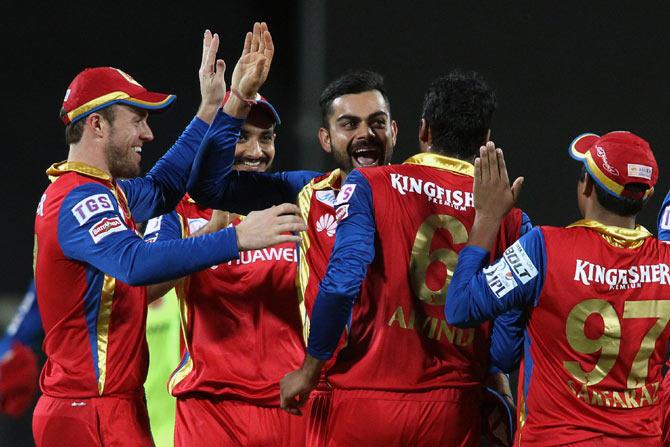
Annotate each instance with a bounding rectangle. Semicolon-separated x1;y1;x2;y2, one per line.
446;132;666;445
279;71;529;445
32;27;305;446
187;68;398;446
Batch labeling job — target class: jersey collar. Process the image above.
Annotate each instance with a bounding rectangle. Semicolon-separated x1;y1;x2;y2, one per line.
311;169;344;190
567;219;652;249
403;153;474;177
46;161;113;184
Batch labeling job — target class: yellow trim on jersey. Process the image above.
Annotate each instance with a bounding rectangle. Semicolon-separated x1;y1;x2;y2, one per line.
295;169;343;344
404;153;475;177
97;275;115;395
567;219;652;249
168;212;193;394
46;161;112;183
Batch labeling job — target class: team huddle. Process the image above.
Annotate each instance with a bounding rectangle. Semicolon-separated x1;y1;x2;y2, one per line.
3;21;670;447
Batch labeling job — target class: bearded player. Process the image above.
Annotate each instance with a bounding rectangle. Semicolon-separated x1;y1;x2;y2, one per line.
279;71;529;446
31;25;305;446
446;132;667;446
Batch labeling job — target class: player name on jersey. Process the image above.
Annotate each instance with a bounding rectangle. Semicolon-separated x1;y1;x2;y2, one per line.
389;173;474;210
574;259;670;289
387;305;474;347
567;379;660;409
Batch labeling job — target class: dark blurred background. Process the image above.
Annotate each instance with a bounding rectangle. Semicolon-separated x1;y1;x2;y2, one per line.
1;0;669;444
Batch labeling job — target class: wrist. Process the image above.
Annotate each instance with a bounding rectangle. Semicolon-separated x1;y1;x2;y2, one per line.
196;102;219;125
223;94;252;119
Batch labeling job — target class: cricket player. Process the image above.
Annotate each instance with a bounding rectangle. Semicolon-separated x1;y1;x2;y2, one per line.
144;92;313;446
188;68;398;446
279;71;529;446
32;26;304;446
446;132;666;446
656;190;670;447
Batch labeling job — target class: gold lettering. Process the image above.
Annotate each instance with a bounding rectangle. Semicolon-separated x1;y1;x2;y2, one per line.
457;328;474;346
387;306;407;329
611;391;626;408
640;384;654;406
577;383;590;402
436;319;455;343
623;390;639;408
408;309;416;330
590;389;604;407
426;317;438;339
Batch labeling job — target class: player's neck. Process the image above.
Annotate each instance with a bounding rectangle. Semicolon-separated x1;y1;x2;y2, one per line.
583;208;636;230
67;142;112;178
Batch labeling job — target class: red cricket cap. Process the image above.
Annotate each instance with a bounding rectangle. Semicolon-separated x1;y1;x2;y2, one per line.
222;91;281;125
61;67;176;125
569;131;657;200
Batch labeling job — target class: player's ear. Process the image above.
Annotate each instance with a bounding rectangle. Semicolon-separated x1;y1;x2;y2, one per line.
86;113;105;138
418;118;432;152
318;127;332;154
390;120;398;146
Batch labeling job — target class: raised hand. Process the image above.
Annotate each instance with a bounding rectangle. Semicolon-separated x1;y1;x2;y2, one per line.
197;29;226;123
230;22;275;99
474;141;524;221
234;203;306;251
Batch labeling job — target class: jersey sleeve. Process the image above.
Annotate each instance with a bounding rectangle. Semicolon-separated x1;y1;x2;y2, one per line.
186;110;320;212
306;170;376;360
657;190;670;241
143;211;182;242
0;280;43;358
445;227;547;327
57;183;239;286
117;116;209;223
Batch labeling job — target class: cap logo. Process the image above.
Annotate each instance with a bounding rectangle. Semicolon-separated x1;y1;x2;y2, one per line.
627;164;653;180
114;69;143;87
64;89;71;102
595;146;620;176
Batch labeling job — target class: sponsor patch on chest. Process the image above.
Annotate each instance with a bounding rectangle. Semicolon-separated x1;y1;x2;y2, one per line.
484;258;518;298
187;218;208;234
316;213;337;236
315;190;337;208
503;241;539;284
71;193;115;225
89;217;126;243
144;216;162;235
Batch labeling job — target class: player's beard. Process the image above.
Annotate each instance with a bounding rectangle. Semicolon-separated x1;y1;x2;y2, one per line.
330;138;387;174
105;133;141;179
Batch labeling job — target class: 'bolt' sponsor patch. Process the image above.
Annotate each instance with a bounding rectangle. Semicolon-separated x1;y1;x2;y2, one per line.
71;193;114;225
503;241;538;284
484;258;518;299
89;217;126;244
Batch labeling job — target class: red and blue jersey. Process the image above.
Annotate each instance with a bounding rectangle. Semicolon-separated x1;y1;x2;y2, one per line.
306;153;529;391
146;196;304;406
33;115;244;398
0;280;42;358
658;190;670;241
447;221;670;445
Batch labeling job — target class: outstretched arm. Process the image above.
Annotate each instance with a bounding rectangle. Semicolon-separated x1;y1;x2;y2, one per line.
120;29;227;222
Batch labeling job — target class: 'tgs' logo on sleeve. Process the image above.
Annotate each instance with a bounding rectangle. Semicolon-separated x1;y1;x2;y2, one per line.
72;193;114;225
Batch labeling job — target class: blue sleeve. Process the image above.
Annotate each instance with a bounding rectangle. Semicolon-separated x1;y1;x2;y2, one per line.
118;116;209;223
486;210;533;373
489;308;526;373
657;191;670;241
0;280;43;357
445;227;547;327
143;211;182;242
58;183;239;286
519;211;532;236
186;110;320;212
307;170;375;360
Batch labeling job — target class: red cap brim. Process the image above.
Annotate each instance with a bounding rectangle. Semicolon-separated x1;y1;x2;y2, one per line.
569;133;599;161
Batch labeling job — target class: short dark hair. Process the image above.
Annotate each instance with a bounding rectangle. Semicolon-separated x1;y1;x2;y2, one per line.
319;69;390;128
60;106;116;145
579;166;648;216
421;70;496;159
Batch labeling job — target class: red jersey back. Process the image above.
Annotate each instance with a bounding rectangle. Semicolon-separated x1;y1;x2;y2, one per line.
328;153;522;391
519;223;670;444
168;198;304;406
